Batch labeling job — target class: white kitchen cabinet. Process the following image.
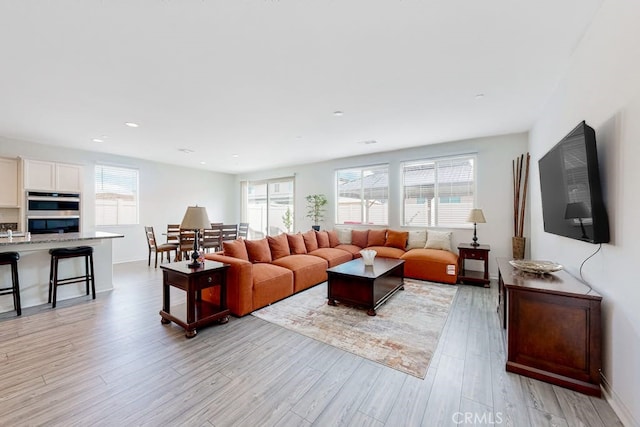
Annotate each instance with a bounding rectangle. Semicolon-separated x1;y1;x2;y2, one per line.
23;159;83;192
0;157;20;207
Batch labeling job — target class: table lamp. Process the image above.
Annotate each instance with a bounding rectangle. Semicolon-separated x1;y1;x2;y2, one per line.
467;208;486;247
180;205;211;268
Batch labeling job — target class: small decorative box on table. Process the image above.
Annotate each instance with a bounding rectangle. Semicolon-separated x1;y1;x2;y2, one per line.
160;261;230;338
457;243;490;287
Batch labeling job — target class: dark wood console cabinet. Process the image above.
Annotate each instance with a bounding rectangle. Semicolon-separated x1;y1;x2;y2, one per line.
497;258;602;396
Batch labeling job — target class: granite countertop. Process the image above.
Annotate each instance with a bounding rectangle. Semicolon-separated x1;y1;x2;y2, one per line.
0;231;124;246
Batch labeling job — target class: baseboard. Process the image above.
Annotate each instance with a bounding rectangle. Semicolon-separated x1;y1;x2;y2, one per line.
601;373;639;427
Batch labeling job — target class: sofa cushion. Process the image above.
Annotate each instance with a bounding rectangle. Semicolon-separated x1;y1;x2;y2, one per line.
267;233;291;260
302;229;319;252
223;239;249;261
287;233;307;254
245;238;272;263
252;263;294;310
367;229;387;247
351;229;369;248
366;246;406;259
315;231;330;248
336;228;352;244
407;229;428;249
401;248;458;284
335;244;363;258
327;230;340;248
272;254;328;293
425;230;453;251
385;230;408;249
309;247;353;267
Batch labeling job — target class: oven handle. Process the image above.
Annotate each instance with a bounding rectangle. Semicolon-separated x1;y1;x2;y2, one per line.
27;215;80;219
27;196;81;202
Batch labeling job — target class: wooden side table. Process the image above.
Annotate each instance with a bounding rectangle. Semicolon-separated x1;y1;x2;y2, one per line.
457;243;490;287
160;261;230;338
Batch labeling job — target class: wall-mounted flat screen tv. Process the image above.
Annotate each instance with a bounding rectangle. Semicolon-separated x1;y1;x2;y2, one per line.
538;121;610;244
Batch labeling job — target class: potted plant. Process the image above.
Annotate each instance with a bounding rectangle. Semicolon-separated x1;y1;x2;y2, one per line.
305;194;328;231
282;207;293;233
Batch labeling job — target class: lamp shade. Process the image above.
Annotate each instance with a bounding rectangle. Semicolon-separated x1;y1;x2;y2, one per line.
180;206;211;230
467;208;486;224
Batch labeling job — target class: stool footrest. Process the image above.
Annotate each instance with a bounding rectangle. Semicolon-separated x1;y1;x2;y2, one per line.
52;275;94;286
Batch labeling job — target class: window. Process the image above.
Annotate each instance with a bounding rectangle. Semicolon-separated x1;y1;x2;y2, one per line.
402;155;475;227
95;165;139;226
243;177;295;238
336;165;389;225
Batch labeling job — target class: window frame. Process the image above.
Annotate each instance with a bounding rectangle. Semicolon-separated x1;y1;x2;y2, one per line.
335;163;390;226
242;176;295;237
94;164;139;226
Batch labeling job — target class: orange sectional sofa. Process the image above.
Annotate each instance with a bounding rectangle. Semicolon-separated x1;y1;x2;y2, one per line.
203;228;459;316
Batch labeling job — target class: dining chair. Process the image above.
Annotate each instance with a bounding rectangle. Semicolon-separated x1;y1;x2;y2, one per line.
221;224;238;242
202;224;223;253
144;226;177;268
238;222;250;239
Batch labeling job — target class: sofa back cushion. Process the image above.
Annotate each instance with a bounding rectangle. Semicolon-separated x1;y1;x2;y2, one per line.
424;230;453;251
245;238;273;263
406;229;428;249
267;233;291;260
302;229;319;252
223;238;249;261
315;231;330;248
367;229;387;247
351;229;369;248
336;228;351;244
327;230;340;248
385;230;409;249
287;233;307;254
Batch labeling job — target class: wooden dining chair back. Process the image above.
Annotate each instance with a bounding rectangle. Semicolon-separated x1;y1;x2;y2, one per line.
221;224;238;242
166;224;180;245
144;226;177;268
201;224;223;253
238;222;250;239
179;229;197;261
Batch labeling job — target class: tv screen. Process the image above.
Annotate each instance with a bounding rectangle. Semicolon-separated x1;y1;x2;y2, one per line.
538;121;609;243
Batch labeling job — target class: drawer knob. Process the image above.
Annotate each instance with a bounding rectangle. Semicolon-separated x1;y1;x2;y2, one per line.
207;277;212;283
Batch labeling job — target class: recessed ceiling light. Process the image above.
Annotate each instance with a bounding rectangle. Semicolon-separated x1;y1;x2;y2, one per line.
200;161;206;165
333;111;344;117
358;140;378;145
178;148;195;154
92;138;104;143
124;122;139;128
232;154;239;158
475;94;485;100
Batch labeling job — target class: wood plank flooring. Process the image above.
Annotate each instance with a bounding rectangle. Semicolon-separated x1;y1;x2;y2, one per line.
0;260;624;426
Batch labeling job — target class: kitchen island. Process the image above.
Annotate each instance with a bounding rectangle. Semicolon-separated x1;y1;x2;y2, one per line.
0;231;124;313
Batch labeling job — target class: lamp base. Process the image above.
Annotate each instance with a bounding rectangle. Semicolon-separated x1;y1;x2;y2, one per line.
187;260;202;269
470;242;480;247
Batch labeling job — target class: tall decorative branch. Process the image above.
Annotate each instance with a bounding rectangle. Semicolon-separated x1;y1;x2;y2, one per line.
512;153;530;238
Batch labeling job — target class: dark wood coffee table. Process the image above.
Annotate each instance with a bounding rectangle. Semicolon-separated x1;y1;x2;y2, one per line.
327;257;405;316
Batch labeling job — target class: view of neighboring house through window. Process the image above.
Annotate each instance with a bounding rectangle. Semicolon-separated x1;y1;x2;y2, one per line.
402;155;475;227
243;177;294;238
95;164;139;226
336;165;389;225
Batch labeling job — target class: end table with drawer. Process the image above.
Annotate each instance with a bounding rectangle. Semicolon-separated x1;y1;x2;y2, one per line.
160;261;230;338
457;243;490;287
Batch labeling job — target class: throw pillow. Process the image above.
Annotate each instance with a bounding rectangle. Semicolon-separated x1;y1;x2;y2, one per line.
222;239;249;261
406;229;428;249
302;229;319;252
336;228;352;244
367;229;387;247
351;229;369;248
287;233;307;254
327;230;340;248
424;230;452;251
315;231;330;248
245;238;273;263
267;233;291;260
385;230;409;249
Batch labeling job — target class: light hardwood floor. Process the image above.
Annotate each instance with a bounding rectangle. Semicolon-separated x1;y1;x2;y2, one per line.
0;260;624;426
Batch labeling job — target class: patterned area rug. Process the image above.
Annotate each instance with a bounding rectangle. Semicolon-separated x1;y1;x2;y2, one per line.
251;279;458;378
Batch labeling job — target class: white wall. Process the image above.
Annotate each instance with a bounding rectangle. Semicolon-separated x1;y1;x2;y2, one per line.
530;1;640;425
238;132;528;278
0;137;238;263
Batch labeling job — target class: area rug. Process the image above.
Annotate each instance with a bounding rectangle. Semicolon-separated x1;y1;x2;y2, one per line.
251;279;458;378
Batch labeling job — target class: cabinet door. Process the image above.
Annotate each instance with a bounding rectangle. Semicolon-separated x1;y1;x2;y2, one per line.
0;157;19;206
56;163;83;192
24;159;56;191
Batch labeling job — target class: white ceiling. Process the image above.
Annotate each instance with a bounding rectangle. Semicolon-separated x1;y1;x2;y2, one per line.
0;0;603;174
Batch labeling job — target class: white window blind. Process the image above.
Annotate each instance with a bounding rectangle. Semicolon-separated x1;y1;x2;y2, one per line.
336;165;389;225
95;165;139;226
402;155;475;227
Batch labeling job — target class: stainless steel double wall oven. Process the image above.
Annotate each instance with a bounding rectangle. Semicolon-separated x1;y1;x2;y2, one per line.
26;191;81;234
